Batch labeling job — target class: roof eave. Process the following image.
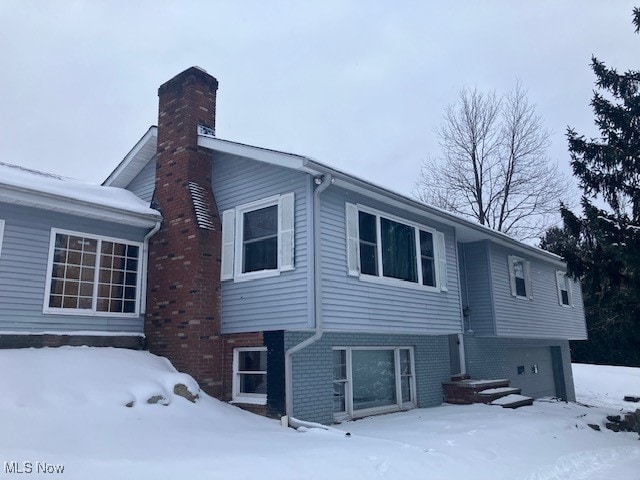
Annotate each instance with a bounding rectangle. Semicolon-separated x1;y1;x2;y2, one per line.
0;184;161;229
103;126;158;187
195;129;564;266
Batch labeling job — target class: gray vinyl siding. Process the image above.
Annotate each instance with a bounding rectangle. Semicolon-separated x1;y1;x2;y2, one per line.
125;157;156;203
488;243;587;340
463;335;576;402
285;331;451;424
319;187;463;335
211;154;311;333
459;241;495;336
0;203;148;333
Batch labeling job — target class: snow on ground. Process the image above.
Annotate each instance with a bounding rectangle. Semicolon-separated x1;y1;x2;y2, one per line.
0;348;638;480
573;363;640;410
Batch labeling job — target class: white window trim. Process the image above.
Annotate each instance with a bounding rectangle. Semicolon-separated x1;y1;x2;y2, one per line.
0;219;5;258
232;347;267;405
332;346;416;421
555;271;574;307
224;193;295;283
348;204;446;293
508;255;533;300
43;228;143;317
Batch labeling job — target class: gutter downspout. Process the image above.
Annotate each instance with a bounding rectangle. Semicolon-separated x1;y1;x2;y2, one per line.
284;174;332;419
140;220;162;314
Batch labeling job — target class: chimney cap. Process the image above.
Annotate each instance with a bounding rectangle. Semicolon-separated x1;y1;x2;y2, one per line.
158;66;218;96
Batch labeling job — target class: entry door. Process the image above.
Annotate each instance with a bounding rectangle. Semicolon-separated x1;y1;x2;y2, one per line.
449;334;461;375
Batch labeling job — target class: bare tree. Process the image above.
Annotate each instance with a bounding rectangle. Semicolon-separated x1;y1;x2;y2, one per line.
414;83;569;241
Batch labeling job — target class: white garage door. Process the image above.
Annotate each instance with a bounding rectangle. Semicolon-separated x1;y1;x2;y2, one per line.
507;347;557;399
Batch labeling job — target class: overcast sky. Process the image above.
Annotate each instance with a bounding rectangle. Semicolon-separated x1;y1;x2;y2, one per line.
1;1;638;205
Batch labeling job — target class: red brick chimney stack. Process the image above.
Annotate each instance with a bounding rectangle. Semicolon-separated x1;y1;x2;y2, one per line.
145;67;224;397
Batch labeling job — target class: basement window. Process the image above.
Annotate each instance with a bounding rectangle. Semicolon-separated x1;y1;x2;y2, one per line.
44;229;142;316
232;347;267;405
333;346;416;420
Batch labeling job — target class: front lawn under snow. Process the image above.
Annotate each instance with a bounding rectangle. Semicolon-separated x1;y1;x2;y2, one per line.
1;347;638;479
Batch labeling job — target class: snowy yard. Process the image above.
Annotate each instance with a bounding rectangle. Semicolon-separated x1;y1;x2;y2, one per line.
1;347;638;479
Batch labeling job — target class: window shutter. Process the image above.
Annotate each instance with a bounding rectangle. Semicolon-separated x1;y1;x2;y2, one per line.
436;231;448;292
568;278;574;307
508;256;517;297
524;261;533;299
345;202;359;276
279;192;295;272
221;209;235;280
555;271;564;305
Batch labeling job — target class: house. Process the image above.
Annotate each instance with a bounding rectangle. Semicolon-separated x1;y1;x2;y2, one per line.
0;67;586;424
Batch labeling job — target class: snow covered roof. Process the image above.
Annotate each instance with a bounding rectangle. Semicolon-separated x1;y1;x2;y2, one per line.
0;162;161;228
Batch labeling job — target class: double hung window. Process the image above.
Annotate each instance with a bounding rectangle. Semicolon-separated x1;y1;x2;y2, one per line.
346;204;447;291
555;271;573;307
232;347;267;405
44;230;142;315
220;193;295;282
508;255;532;299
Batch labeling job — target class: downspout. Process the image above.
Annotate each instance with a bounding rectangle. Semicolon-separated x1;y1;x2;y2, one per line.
284;173;332;419
455;236;467;375
140;220;162;314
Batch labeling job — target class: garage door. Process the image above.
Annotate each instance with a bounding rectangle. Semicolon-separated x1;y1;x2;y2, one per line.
506;347;557;399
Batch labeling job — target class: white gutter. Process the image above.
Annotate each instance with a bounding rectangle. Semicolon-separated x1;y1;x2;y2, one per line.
140;220;162;314
284;174;333;419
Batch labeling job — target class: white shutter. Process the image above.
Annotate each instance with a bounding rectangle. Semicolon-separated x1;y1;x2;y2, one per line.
555;271;564;305
0;219;4;257
524;260;533;299
345;202;360;276
568;278;574;307
436;231;448;292
220;209;235;280
279;192;295;272
508;255;517;297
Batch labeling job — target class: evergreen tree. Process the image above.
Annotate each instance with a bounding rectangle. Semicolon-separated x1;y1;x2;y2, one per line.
542;8;640;366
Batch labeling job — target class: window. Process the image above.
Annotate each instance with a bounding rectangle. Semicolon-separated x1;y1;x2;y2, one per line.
555;271;573;307
332;347;416;419
220;193;295;282
242;204;278;273
346;204;447;291
44;230;142;315
232;347;267;405
508;255;532;299
0;219;5;257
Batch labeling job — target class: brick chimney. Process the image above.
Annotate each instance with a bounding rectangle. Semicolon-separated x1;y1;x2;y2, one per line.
145;67;224;397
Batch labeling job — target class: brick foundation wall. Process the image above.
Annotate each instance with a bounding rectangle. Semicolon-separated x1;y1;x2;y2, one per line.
221;332;264;401
145;67;225;398
0;334;144;349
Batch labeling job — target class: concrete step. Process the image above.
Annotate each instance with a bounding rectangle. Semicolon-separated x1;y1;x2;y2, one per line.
475;387;522;403
490;394;534;409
